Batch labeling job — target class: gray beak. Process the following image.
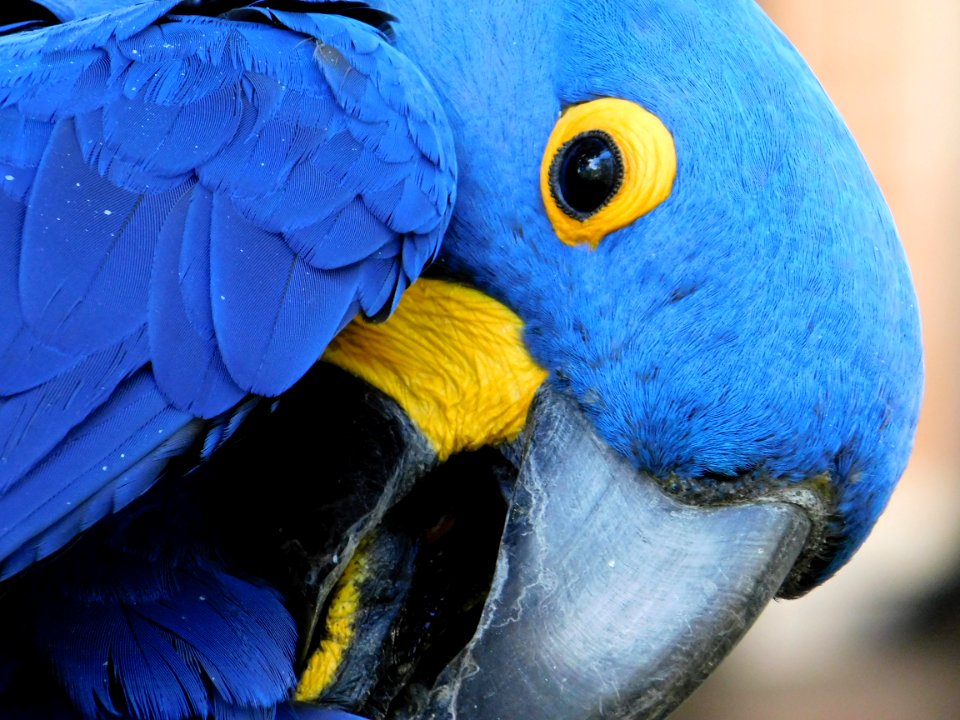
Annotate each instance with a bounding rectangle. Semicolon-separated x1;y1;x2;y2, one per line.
420;388;811;719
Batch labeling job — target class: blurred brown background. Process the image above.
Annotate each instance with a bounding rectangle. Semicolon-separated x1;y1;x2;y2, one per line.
674;2;960;719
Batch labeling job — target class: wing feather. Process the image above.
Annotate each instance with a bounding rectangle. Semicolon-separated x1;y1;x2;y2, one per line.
150;185;246;416
0;2;456;577
21;119;190;353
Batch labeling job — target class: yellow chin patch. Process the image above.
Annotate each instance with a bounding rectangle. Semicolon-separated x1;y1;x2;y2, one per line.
294;540;371;701
323;279;547;461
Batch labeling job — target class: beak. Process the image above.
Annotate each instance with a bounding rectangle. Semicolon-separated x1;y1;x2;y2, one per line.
418;388;811;719
278;368;813;719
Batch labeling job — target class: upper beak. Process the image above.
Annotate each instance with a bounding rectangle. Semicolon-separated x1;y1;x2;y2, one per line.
417;388;811;719
278;367;815;719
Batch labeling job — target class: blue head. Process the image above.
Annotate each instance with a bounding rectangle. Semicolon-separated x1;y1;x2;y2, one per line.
393;0;923;586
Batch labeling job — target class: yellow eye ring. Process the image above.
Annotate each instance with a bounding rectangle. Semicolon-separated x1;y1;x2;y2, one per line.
540;98;677;248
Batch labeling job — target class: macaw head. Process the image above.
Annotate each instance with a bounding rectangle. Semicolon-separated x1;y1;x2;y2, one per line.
309;0;922;717
418;0;922;576
0;1;921;718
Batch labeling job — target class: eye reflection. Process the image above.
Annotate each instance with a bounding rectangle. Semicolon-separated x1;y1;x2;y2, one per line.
553;131;623;219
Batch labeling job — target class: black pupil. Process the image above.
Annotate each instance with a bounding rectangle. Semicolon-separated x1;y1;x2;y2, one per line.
555;133;621;217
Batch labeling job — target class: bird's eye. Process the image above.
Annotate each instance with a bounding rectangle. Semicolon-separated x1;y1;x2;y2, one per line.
552;131;624;218
541;98;677;248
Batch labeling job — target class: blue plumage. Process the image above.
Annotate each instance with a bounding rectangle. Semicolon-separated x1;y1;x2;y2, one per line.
0;6;454;715
278;710;367;720
150;185;248;416
0;370;198;578
22;120;189;352
394;0;922;579
0;0;455;580
2;470;297;720
0;1;923;719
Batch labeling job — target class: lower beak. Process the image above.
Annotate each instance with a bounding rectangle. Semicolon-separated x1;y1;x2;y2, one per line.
281;369;813;719
418;388;811;719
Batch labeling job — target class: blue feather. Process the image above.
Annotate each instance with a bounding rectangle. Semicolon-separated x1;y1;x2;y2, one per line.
0;0;455;584
198;398;260;461
277;708;368;720
209;195;361;395
34;1;137;22
286;199;397;270
175;183;216;337
0;20;44;35
150;186;246;417
24;494;297;720
97;87;244;186
0;2;457;716
0;329;151;490
0;324;75;394
21;119;188;353
0;190;27;353
0;370;196;579
356;257;402;318
0;160;36;203
198;116;360;233
0;109;51;171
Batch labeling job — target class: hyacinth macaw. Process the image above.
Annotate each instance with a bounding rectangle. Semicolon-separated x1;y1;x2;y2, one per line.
0;1;923;719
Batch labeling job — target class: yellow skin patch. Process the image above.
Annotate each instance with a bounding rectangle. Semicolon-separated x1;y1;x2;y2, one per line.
324;278;548;461
541;97;677;248
295;540;372;702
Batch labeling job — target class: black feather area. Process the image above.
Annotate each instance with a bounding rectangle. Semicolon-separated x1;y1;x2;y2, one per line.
0;1;60;35
4;471;297;720
172;0;396;37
